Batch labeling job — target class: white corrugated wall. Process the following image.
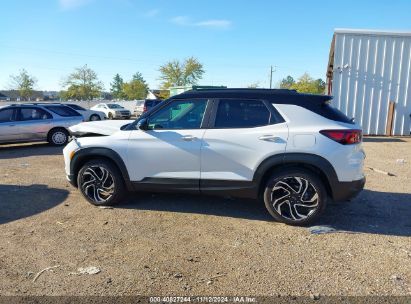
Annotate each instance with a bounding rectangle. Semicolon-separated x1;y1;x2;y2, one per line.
332;30;411;135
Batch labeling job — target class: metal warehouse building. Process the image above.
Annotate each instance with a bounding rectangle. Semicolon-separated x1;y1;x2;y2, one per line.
326;29;411;135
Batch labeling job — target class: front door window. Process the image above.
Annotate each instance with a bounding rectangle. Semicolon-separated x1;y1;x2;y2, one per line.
148;99;207;130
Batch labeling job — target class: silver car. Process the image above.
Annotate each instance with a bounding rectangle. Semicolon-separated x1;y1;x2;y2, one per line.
0;104;83;146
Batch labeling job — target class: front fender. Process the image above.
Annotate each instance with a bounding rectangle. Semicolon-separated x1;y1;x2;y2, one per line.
70;147;132;190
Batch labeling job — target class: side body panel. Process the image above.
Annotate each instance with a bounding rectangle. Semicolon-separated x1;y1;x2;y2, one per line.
200;123;289;181
126;129;206;181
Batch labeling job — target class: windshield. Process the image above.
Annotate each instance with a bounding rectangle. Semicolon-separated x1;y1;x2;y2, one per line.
107;104;123;109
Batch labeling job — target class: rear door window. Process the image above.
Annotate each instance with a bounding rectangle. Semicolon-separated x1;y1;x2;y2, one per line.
19;107;52;120
67;104;86;111
44;105;82;117
214;99;271;128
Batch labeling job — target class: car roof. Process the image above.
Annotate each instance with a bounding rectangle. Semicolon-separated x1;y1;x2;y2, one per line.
5;103;67;107
175;88;331;105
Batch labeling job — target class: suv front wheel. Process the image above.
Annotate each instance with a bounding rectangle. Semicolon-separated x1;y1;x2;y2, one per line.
77;159;125;206
263;168;327;226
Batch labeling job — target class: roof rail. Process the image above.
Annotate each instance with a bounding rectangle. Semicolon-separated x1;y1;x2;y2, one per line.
8;102;63;106
186;87;298;94
191;86;227;90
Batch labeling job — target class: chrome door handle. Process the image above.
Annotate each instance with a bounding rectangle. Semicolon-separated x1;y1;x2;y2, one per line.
259;135;281;141
182;135;197;141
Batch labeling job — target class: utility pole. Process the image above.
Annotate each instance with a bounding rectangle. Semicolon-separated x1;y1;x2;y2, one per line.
269;65;276;89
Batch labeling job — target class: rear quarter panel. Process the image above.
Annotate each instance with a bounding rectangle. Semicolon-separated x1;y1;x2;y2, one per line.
275;104;365;182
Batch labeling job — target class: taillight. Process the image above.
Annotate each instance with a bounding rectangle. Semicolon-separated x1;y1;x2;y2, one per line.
320;129;362;145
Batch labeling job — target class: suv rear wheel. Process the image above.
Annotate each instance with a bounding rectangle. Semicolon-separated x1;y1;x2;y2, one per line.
263;168;327;226
48;128;69;146
77;159;125;206
90;114;101;121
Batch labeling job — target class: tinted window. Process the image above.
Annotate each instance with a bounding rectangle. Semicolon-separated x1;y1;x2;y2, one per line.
215;99;271;128
273;99;354;124
67;104;86;111
19;107;52;120
145;100;162;108
319;103;354;124
107;104;123;109
44;105;81;117
148;99;207;129
0;108;15;123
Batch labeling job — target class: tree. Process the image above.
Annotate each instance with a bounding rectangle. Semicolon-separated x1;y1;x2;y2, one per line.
62;65;103;100
159;57;204;88
279;73;325;94
279;75;295;89
132;72;147;85
9;69;37;101
314;78;326;93
110;74;124;99
122;79;148;100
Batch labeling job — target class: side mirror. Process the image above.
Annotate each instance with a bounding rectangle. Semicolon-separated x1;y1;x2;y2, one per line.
136;118;149;131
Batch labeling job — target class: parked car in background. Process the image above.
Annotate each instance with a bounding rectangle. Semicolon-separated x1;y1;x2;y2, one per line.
134;99;163;117
133;100;144;117
63;88;365;226
65;103;106;121
91;103;131;120
143;99;163;113
0;103;83;145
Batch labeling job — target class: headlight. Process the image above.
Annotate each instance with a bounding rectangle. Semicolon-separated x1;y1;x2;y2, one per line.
69;150;76;160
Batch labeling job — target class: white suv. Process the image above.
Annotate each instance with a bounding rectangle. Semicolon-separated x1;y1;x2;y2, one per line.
63;89;365;225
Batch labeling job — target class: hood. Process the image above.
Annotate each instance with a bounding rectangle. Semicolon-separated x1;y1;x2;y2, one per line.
69;120;131;136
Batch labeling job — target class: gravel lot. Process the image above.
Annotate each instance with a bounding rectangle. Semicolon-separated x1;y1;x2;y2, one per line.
0;137;410;297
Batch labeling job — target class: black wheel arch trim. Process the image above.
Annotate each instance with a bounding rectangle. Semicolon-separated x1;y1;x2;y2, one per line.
70;147;132;190
253;152;342;200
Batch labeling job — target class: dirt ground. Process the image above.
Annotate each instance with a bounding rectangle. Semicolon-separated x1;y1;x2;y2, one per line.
0;137;410;297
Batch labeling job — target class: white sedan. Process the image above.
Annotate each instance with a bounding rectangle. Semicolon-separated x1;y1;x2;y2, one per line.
65;103;106;121
91;103;131;120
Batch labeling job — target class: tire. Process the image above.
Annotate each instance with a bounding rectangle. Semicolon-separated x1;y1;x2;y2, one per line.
263;168;327;226
77;159;125;206
108;112;113;120
90;114;101;121
48;128;69;146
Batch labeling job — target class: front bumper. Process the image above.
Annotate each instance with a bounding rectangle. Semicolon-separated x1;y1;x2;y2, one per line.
331;177;366;202
66;174;76;187
114;113;131;119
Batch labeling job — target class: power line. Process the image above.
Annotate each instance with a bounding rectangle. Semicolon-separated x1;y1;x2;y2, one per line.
0;44;317;73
